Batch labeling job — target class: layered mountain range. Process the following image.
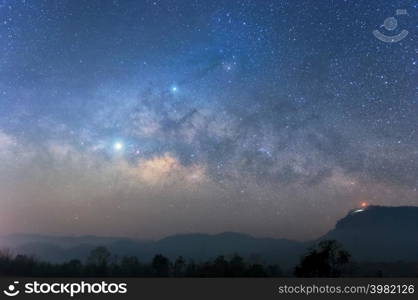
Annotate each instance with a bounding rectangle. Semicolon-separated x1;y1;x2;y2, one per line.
1;206;417;267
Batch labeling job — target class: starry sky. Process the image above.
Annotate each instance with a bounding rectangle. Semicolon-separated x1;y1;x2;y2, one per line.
0;0;417;240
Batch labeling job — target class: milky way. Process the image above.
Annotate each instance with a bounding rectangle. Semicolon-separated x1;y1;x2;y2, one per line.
0;0;417;240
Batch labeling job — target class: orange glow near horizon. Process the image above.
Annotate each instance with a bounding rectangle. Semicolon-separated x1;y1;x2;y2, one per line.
360;202;368;208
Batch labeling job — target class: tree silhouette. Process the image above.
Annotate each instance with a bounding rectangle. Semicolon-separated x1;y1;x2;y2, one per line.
0;248;302;277
229;254;245;276
0;247;415;277
61;259;83;277
213;255;228;276
120;256;143;276
295;240;350;277
151;254;170;277
173;256;186;277
86;246;111;276
87;246;111;266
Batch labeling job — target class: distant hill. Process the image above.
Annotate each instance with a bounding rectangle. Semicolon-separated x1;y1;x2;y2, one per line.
1;206;417;266
321;206;418;262
0;234;152;263
154;232;303;267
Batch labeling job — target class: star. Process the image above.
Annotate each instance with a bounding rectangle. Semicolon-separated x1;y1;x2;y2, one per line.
113;142;124;151
0;0;416;242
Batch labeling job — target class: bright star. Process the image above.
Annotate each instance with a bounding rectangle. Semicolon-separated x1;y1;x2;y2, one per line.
113;142;124;151
171;86;178;93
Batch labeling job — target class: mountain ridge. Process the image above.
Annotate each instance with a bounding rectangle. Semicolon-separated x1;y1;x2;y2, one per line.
320;205;418;262
1;205;417;266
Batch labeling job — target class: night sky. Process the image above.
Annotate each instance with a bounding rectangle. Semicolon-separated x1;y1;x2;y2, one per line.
0;0;417;240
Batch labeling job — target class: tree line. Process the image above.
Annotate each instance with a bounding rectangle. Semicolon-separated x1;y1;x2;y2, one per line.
0;248;282;277
0;240;351;277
